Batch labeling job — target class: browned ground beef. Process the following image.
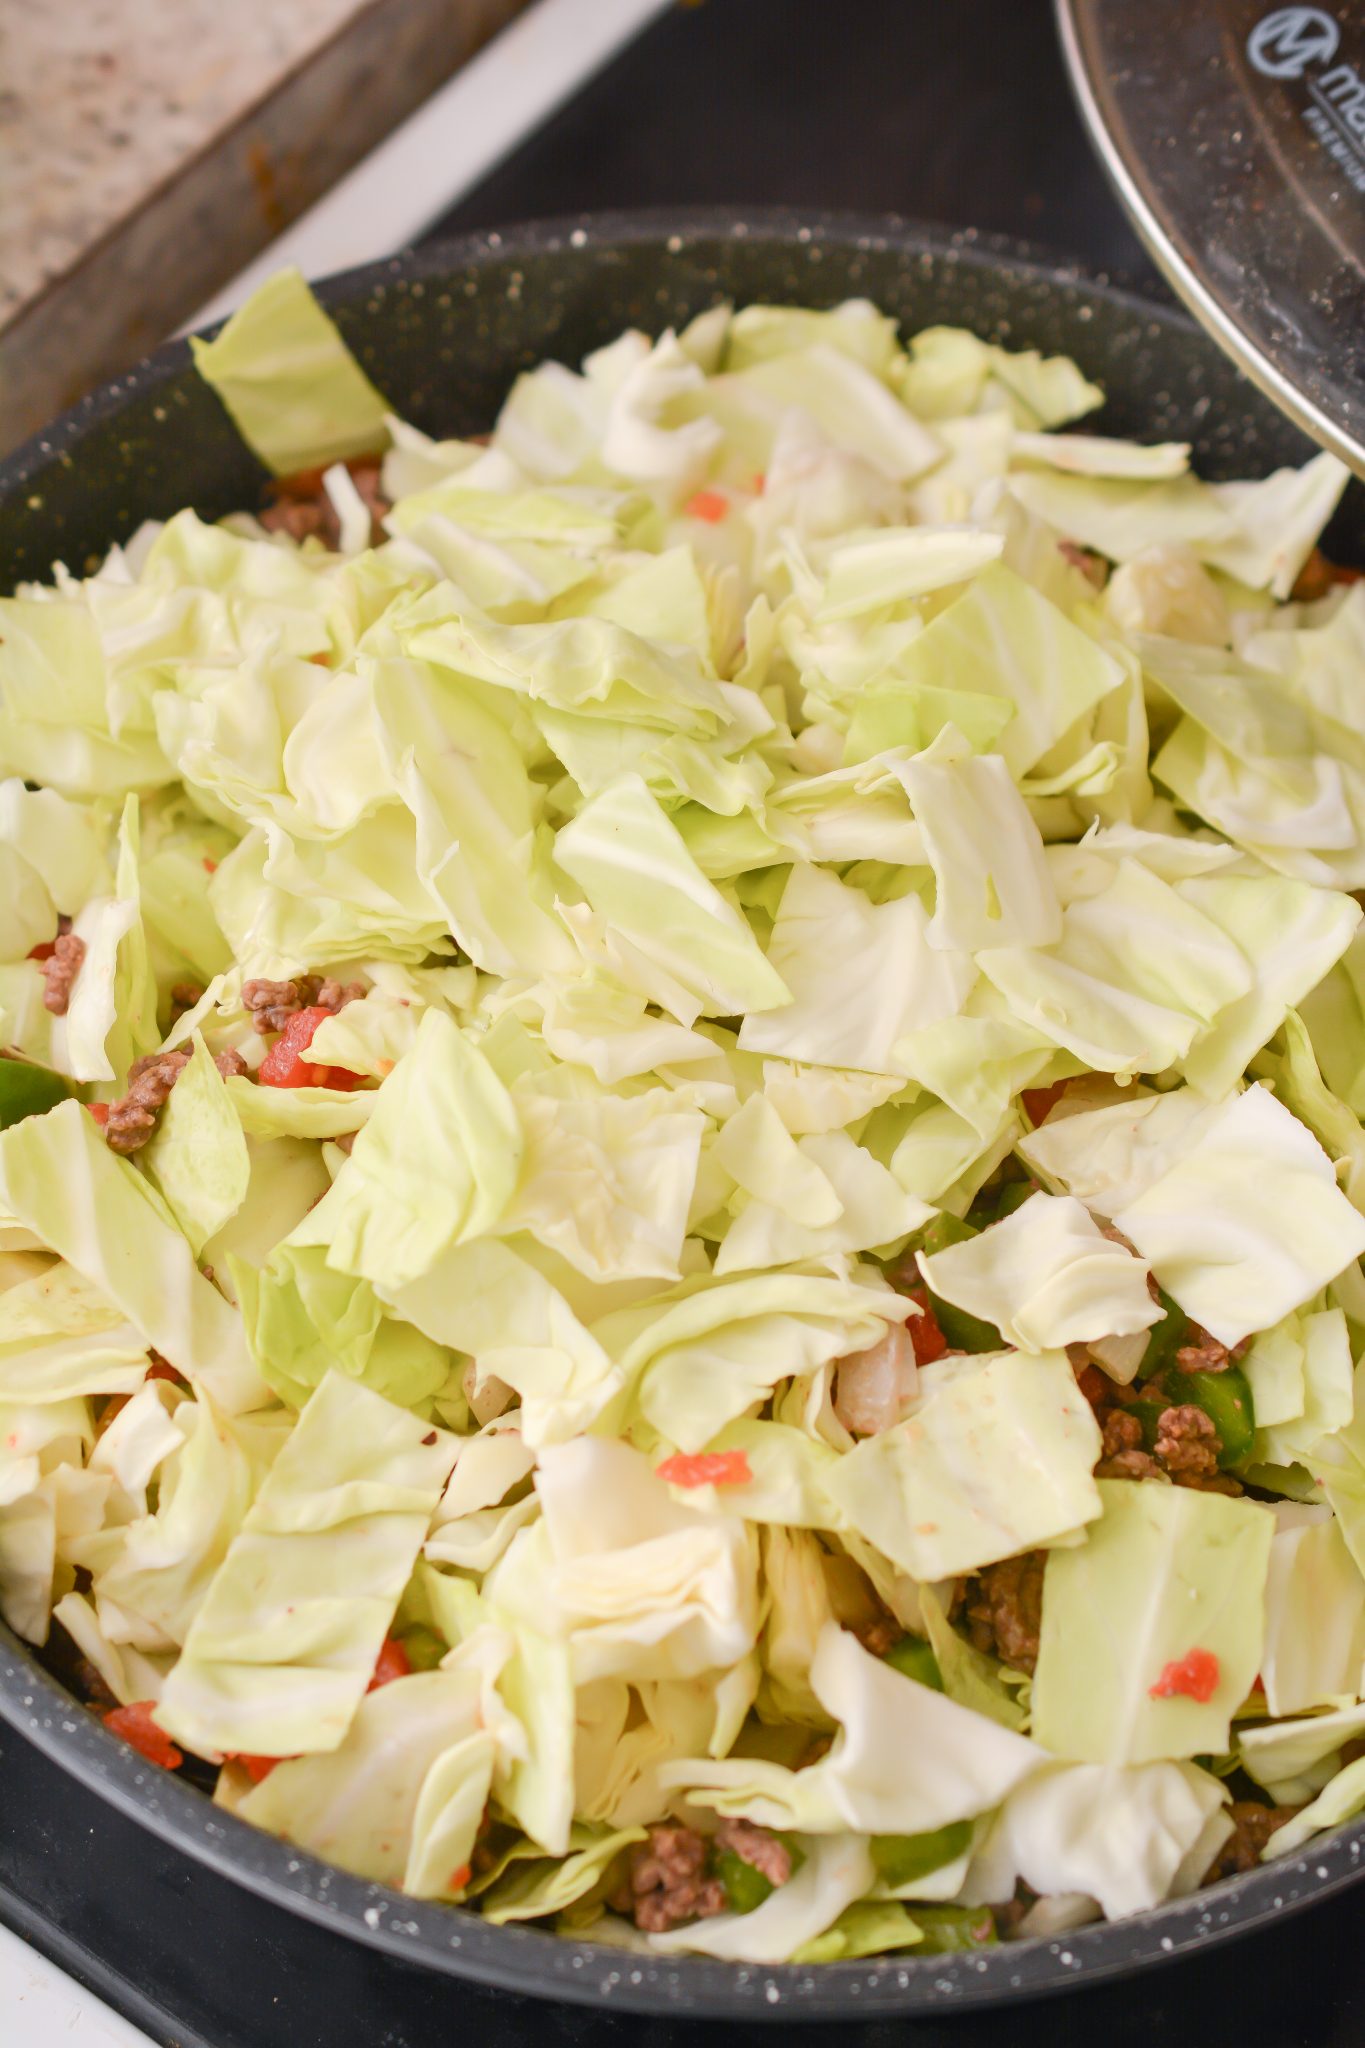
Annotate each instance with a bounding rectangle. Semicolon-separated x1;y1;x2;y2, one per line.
713;1818;793;1889
1154;1403;1221;1479
1095;1408;1162;1482
258;458;389;550
965;1552;1046;1674
1174;1332;1232;1374
1204;1801;1301;1880
613;1826;727;1934
241;974;365;1034
104;1046;248;1155
41;929;86;1015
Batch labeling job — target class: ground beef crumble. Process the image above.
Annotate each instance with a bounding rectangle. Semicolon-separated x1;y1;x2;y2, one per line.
1153;1402;1221;1479
851;1608;905;1658
713;1817;793;1889
1083;1366;1243;1495
1094;1407;1161;1481
242;974;365;1034
258;458;389;550
104;1046;248;1155
610;1820;793;1932
612;1826;727;1934
965;1552;1046;1674
1058;538;1108;589
1174;1331;1235;1374
1204;1801;1301;1880
41;923;86;1015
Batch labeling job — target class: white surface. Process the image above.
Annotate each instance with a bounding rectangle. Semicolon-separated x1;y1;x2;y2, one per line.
189;0;673;326
0;1921;155;2048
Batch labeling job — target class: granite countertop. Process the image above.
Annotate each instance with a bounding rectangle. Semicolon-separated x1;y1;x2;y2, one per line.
0;1;365;323
0;0;520;449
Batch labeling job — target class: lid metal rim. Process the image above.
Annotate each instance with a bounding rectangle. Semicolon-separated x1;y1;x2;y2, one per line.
1054;0;1365;479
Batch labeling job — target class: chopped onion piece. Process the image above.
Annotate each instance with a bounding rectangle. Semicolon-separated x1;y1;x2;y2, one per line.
832;1324;920;1437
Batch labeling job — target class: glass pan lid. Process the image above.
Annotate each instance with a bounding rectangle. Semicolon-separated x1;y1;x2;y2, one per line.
1057;0;1365;473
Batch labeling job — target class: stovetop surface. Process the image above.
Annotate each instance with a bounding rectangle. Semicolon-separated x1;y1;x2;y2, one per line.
4;3;1359;2042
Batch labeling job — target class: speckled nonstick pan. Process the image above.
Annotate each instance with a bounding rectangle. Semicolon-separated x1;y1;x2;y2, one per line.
1;211;1362;2018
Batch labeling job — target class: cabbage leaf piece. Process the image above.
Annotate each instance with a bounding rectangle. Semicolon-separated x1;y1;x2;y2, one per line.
1112;1085;1365;1347
487;1437;759;1686
964;1759;1230;1921
0;1100;267;1415
154;1372;455;1759
661;1622;1041;1835
1260;1508;1365;1717
1031;1480;1273;1764
737;865;972;1075
190;269;391;475
296;1008;521;1293
554;774;790;1024
821;1350;1102;1579
917;1191;1160;1351
237;1668;493;1895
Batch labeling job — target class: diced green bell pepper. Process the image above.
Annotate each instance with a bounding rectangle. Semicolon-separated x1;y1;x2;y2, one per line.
911;1903;998;1953
930;1296;1004;1353
914;1213;978;1257
396;1625;446;1671
713;1835;804;1914
1164;1364;1256;1467
0;1059;68;1129
869;1820;973;1888
988;1179;1036;1222
900;1212;1003;1351
882;1635;944;1691
1129;1363;1257;1470
1136;1286;1191;1381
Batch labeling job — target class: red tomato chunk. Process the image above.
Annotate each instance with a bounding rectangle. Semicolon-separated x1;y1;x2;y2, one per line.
369;1637;412;1690
232;1753;282;1784
258;1006;363;1091
1149;1648;1220;1703
103;1701;182;1771
656;1450;752;1489
685;489;729;523
1021;1081;1069;1127
906;1286;949;1365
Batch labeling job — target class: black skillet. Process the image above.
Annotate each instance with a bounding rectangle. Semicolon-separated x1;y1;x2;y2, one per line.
1;211;1362;2018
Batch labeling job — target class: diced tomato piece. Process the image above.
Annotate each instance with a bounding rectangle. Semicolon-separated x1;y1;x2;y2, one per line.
906;1286;949;1366
146;1357;185;1386
202;857;217;874
368;1637;412;1691
103;1701;182;1771
87;1101;110;1127
448;1863;472;1892
656;1449;752;1489
27;941;57;962
230;1753;282;1784
271;464;330;497
1021;1081;1069;1127
685;489;729;523
258;1006;363;1092
1149;1648;1220;1703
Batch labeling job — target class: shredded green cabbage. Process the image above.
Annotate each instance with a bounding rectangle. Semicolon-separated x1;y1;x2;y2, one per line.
3;275;1364;1963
